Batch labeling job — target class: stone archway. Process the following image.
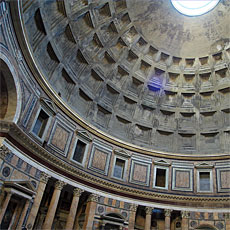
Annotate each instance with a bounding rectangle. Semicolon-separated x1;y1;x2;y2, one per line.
0;59;18;122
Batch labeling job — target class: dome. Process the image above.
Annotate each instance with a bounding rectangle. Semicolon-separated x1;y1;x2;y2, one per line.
16;0;230;156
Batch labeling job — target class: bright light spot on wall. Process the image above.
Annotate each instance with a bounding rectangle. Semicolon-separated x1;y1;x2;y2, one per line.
171;0;220;16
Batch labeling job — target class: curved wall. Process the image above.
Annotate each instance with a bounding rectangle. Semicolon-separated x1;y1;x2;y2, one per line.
11;0;230;155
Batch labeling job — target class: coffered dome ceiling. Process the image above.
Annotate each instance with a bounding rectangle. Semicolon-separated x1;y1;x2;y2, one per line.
17;0;230;155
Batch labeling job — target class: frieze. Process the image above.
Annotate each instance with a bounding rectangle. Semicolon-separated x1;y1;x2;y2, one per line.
1;122;230;206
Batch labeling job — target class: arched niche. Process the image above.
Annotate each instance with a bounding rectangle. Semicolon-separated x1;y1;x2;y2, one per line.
0;59;18;122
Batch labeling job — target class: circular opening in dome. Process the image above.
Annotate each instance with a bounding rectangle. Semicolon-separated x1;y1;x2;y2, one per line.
171;0;220;16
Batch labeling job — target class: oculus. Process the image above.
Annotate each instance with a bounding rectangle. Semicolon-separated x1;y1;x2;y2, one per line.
171;0;220;16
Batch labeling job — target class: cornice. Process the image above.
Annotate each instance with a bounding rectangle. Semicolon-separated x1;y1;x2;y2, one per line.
1;121;230;208
8;0;230;161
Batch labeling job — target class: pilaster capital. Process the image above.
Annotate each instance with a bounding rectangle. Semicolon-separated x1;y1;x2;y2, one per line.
87;193;99;203
73;187;84;197
54;180;66;190
224;213;230;220
0;144;10;159
145;206;154;215
181;211;190;219
130;204;138;212
39;172;50;184
164;209;172;217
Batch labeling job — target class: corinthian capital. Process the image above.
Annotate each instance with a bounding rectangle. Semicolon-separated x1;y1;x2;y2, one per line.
39;172;50;183
54;180;66;190
130;204;138;212
164;209;172;217
145;206;154;215
224;213;230;220
181;211;190;219
0;144;10;159
87;193;99;203
73;188;84;197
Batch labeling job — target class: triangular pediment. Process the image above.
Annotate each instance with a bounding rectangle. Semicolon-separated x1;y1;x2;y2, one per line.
154;159;171;166
4;180;36;195
40;97;57;115
76;129;92;142
114;149;131;158
195;162;214;168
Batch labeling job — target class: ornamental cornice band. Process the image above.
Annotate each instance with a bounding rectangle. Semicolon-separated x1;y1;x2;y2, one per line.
2;123;230;206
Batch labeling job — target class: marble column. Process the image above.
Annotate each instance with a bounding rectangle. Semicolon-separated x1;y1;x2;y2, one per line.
82;193;99;230
0;191;12;224
26;172;50;230
42;180;66;230
164;209;172;230
65;187;84;230
11;202;23;230
128;204;138;230
145;207;154;230
181;211;189;230
17;199;30;229
225;213;230;230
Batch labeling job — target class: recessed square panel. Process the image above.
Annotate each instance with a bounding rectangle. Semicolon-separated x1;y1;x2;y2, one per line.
172;167;193;192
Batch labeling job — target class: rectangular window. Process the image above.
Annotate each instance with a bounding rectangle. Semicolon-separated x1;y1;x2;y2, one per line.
73;140;86;163
199;171;210;191
113;158;125;179
155;168;166;188
32;110;49;138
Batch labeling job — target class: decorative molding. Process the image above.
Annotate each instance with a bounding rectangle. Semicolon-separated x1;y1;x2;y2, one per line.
145;206;154;215
40;97;57;115
216;167;230;193
195;162;214;169
114;149;131;158
1;123;230;206
87;193;99;203
54;180;66;190
76;129;92;142
129;160;151;186
154;159;171;166
172;167;193;192
73;188;84;197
